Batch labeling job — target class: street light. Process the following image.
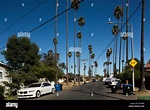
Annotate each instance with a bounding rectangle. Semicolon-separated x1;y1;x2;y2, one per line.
108;21;135;91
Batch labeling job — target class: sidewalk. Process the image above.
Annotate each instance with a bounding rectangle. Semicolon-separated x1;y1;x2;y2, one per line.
105;86;138;100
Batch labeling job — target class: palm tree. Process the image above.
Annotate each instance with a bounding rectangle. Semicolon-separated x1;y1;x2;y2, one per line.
113;5;123;76
58;62;66;70
71;0;79;84
76;51;80;85
111;25;119;77
139;0;146;91
106;48;112;76
90;53;95;60
78;16;85;30
81;59;87;83
94;61;98;78
90;53;95;78
77;16;85;85
54;0;58;84
103;69;107;77
68;52;72;73
109;61;112;75
53;37;58;83
122;34;127;72
76;32;82;85
88;44;92;78
71;0;79;10
88;44;92;53
48;49;55;66
113;5;123;20
66;0;69;86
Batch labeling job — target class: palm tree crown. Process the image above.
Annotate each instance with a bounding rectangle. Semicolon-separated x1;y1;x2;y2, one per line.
113;5;123;20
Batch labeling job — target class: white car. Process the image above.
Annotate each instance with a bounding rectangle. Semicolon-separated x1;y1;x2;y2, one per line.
104;77;111;85
17;82;55;99
108;78;121;88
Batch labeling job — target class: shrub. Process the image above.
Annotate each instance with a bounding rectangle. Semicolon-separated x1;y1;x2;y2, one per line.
0;85;5;100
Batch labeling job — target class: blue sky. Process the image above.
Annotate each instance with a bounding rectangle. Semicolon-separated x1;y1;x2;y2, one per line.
0;0;150;76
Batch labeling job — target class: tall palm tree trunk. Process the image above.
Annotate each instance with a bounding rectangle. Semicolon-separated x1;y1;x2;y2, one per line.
73;10;77;84
114;33;118;77
125;0;129;70
66;0;69;86
54;0;58;84
139;0;146;91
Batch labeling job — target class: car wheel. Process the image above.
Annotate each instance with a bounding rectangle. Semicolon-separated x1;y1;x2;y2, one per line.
51;88;55;94
36;90;41;98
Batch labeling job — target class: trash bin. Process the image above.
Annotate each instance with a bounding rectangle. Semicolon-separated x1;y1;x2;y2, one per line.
116;81;121;91
54;84;61;92
111;85;117;94
127;84;133;95
60;84;62;91
123;84;133;95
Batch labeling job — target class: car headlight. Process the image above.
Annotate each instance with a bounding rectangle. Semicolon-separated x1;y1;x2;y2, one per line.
29;90;35;92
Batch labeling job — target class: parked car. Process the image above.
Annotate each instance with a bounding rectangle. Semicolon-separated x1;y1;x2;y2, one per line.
108;78;121;88
104;77;111;85
17;82;55;99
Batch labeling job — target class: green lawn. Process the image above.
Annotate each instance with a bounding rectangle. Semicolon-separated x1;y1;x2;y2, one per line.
137;96;150;100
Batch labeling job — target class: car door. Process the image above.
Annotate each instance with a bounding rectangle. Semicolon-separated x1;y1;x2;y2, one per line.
42;83;51;94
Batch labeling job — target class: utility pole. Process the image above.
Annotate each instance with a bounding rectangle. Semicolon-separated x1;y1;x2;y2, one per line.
139;0;146;92
66;0;69;86
119;0;124;73
71;0;79;84
54;0;58;84
125;0;129;70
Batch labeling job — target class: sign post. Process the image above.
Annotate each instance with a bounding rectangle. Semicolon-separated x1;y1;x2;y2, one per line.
129;58;137;92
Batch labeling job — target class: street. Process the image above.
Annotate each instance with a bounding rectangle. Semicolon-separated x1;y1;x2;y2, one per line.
3;81;147;110
23;80;137;100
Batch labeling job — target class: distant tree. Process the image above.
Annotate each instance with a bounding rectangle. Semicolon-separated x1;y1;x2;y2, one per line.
1;35;40;70
113;5;123;20
40;49;56;67
116;58;141;83
58;62;66;70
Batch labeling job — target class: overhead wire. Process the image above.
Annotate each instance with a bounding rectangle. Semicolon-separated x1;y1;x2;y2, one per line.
95;0;142;62
18;0;64;32
30;0;94;37
0;0;85;52
0;0;49;51
29;0;84;33
0;0;48;36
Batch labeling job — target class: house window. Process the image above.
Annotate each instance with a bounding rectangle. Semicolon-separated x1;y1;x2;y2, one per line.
0;71;2;78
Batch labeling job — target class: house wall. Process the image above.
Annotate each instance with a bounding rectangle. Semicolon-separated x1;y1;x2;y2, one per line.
0;66;12;83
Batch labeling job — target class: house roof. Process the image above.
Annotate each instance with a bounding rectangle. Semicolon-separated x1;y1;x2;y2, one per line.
145;60;150;68
0;62;12;70
145;60;150;72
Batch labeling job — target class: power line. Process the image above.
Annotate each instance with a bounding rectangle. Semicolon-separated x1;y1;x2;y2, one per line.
29;0;93;38
95;0;142;62
0;0;47;36
29;0;84;33
0;0;87;52
18;0;64;32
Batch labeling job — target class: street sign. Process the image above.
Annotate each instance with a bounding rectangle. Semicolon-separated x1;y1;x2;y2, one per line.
129;59;137;67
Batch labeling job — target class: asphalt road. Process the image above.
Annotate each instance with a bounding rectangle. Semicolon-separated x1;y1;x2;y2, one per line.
23;80;137;100
13;81;150;110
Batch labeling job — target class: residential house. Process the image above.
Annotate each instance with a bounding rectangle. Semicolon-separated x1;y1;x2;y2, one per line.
144;59;150;73
0;62;12;84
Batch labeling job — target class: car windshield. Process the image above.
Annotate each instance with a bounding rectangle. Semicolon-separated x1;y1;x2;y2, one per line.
106;78;110;80
28;83;41;88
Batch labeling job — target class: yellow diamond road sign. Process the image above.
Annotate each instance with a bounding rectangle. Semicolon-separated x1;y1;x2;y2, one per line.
129;59;137;67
